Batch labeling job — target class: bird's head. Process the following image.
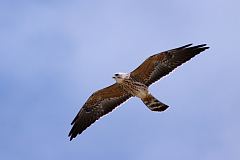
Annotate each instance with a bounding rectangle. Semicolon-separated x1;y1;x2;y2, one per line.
113;72;129;83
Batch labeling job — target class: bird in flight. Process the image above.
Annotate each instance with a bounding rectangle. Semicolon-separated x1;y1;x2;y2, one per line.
68;44;209;141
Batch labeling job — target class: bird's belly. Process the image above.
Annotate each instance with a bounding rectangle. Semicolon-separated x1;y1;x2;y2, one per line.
121;80;148;99
134;89;148;99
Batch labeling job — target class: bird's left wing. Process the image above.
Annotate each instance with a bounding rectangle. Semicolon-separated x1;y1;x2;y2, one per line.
68;83;131;141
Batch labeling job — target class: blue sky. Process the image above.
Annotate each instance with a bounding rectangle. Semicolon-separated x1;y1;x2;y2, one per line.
1;0;240;160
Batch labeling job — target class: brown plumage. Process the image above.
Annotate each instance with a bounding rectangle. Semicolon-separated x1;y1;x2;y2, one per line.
68;44;209;141
130;44;208;86
68;84;131;141
141;94;169;112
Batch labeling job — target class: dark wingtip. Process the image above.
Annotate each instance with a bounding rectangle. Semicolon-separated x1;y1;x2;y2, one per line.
173;44;193;51
185;43;193;47
204;46;210;50
175;43;210;51
68;131;72;137
186;44;209;53
193;44;209;48
68;113;80;141
68;131;77;141
68;125;77;141
184;43;210;49
71;114;79;125
192;44;209;48
197;44;210;51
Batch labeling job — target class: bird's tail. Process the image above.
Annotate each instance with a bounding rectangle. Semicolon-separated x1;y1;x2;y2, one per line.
141;94;169;112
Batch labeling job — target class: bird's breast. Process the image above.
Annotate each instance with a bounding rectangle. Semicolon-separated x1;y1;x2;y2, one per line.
121;79;148;99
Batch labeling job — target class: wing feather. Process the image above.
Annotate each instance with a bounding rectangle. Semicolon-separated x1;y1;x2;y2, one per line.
68;83;131;141
130;44;209;86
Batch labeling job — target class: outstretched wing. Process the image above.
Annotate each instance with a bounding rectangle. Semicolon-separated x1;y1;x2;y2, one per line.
130;44;209;86
68;83;131;141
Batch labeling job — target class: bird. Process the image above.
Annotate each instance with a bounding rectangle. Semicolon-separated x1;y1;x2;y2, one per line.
68;44;209;141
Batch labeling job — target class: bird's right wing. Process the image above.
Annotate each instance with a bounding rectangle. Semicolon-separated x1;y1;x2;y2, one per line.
68;83;131;141
130;44;209;86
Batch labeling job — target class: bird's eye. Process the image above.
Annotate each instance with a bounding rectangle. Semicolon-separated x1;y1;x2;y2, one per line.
115;74;119;76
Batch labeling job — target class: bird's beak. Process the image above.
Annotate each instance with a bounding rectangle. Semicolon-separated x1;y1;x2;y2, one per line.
112;76;116;79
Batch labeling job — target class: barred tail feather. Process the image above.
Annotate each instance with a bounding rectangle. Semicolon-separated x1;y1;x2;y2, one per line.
141;94;169;112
